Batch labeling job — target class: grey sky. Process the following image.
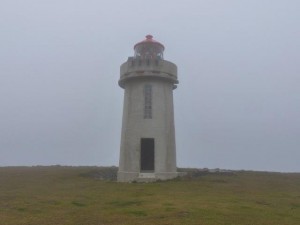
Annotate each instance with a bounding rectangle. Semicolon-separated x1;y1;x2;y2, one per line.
0;0;299;172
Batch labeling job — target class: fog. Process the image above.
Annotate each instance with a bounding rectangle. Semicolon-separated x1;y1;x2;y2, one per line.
0;0;299;172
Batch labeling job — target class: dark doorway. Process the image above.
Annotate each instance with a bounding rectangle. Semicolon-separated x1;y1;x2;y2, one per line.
140;138;155;172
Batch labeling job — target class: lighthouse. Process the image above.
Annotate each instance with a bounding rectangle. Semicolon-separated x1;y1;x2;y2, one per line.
118;35;179;182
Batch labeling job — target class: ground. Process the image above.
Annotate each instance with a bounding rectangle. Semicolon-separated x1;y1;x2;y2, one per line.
0;166;300;225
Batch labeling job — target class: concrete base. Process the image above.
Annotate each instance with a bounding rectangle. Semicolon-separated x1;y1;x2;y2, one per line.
117;171;178;182
155;172;179;180
136;173;156;182
117;171;139;182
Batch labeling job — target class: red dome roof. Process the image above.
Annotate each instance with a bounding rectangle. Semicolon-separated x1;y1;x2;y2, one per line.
134;35;165;50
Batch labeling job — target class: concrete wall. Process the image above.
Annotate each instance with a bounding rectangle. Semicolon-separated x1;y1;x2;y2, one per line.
118;59;178;182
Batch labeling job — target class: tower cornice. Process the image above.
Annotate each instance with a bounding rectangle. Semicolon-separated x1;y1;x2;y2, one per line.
119;57;178;89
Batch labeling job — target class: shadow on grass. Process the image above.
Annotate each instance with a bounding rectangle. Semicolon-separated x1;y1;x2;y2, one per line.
108;200;143;207
71;201;86;207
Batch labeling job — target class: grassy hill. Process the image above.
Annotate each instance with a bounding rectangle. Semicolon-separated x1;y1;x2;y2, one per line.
0;166;299;225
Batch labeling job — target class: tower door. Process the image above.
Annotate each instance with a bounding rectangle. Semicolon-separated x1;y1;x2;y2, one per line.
140;138;155;172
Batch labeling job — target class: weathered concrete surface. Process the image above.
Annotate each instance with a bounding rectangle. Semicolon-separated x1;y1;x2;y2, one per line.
118;54;179;182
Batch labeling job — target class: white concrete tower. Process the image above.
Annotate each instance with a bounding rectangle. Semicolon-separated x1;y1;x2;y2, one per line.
118;35;178;182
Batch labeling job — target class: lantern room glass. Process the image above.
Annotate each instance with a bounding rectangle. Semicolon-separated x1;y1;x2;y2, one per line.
134;44;164;60
134;35;164;59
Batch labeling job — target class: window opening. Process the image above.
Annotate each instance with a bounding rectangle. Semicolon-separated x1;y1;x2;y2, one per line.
144;84;152;119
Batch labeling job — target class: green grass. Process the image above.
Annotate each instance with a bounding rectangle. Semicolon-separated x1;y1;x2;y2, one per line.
0;166;300;225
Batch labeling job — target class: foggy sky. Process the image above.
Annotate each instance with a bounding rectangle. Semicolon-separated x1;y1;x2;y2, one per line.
1;0;299;172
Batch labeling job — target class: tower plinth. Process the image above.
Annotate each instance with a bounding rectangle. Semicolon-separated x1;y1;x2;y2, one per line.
118;35;179;182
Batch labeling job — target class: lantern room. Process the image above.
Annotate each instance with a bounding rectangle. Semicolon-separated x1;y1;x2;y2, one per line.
134;35;165;60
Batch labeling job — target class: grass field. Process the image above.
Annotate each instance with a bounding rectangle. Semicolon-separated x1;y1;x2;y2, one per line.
0;166;299;225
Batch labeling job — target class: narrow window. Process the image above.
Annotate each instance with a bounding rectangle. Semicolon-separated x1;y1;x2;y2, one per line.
144;84;152;119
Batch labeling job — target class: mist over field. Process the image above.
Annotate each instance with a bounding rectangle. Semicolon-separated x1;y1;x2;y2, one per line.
0;0;299;172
